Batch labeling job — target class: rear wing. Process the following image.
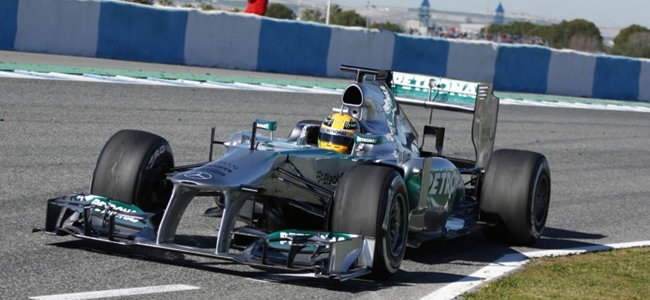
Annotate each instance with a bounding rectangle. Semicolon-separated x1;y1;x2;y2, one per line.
390;71;500;168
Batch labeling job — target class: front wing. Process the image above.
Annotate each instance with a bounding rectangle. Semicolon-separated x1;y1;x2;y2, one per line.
35;195;376;281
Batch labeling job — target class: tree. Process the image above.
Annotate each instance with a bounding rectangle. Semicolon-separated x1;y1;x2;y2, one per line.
330;6;366;27
266;3;296;20
200;4;215;11
527;24;553;40
540;19;602;50
301;8;324;23
613;24;650;46
483;21;537;37
610;31;650;58
370;22;404;33
158;0;172;6
568;35;602;52
563;19;602;42
482;19;603;51
327;4;343;21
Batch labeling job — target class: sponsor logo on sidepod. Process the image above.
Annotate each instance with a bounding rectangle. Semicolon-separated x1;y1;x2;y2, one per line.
429;170;461;195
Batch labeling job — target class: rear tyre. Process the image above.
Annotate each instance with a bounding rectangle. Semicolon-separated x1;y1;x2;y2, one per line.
332;165;408;279
90;130;174;225
480;149;551;246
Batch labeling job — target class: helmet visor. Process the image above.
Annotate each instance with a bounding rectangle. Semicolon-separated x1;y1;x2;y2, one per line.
320;132;354;148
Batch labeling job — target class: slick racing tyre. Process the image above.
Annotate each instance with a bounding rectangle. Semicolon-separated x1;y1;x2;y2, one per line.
332;165;409;279
480;149;551;246
90;130;174;225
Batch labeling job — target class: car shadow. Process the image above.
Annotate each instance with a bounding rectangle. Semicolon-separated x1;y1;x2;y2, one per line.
48;238;268;278
406;226;608;266
532;227;607;250
44;226;609;294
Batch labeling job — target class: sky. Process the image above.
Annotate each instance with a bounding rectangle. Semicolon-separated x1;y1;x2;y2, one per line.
337;0;649;28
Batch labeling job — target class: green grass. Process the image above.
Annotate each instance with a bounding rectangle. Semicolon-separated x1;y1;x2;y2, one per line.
463;247;650;300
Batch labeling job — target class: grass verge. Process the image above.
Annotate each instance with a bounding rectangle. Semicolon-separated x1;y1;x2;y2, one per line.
463;247;650;300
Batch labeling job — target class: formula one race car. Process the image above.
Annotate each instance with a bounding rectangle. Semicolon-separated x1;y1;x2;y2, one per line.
36;65;551;281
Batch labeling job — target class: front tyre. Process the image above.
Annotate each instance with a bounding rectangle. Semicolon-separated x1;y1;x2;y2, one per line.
331;165;409;279
90;130;174;225
480;149;551;246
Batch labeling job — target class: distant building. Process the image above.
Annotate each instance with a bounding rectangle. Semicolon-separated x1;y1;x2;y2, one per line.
418;0;431;28
494;2;505;25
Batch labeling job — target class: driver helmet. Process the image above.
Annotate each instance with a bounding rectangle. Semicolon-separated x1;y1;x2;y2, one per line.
318;113;360;154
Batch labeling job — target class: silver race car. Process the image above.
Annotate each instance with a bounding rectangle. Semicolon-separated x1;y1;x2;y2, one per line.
36;65;551;281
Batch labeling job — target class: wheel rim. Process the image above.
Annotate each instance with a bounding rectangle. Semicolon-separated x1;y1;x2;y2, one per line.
533;173;550;227
388;193;407;258
136;152;173;214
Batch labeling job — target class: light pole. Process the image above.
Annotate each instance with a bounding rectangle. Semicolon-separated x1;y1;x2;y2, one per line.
326;0;331;25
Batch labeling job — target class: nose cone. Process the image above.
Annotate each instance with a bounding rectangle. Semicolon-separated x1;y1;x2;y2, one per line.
173;171;216;187
172;148;279;190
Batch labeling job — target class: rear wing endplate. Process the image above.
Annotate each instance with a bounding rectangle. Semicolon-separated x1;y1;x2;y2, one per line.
390;72;499;168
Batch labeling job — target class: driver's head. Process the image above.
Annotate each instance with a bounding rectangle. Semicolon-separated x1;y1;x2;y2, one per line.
318;113;360;154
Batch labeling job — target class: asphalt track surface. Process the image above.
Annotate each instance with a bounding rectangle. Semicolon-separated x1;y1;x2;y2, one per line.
1;52;650;299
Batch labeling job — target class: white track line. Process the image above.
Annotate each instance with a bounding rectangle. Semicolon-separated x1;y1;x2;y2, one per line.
500;98;650;112
81;73;144;84
0;70;39;79
422;241;650;300
29;284;199;300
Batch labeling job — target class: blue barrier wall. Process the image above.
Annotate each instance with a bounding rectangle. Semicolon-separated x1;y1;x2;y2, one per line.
257;19;331;76
593;56;641;100
494;45;552;95
392;34;449;76
0;0;19;50
2;0;649;102
97;1;187;64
